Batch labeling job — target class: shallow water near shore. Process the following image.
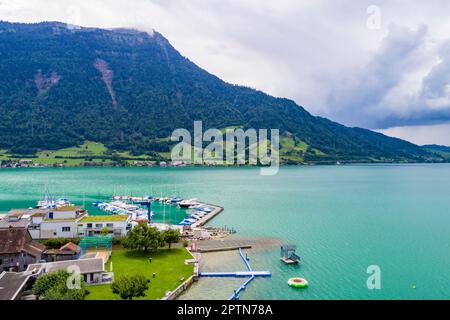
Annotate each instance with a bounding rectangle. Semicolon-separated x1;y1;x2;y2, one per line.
0;164;450;299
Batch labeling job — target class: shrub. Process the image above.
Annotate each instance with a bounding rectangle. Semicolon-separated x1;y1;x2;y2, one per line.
32;270;88;300
42;238;80;249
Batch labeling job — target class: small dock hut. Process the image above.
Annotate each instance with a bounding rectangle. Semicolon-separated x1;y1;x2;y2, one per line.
280;245;301;264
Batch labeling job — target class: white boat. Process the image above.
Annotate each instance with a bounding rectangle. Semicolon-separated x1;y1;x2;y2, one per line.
179;199;199;208
36;197;72;209
110;201;140;211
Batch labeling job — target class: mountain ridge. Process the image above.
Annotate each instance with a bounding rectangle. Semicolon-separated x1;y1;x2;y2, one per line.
0;21;447;164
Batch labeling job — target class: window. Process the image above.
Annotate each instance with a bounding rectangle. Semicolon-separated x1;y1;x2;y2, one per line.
62;226;71;232
95;224;103;228
106;223;114;228
87;223;93;228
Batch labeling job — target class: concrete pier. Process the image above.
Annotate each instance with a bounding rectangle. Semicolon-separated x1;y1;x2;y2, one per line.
191;204;224;228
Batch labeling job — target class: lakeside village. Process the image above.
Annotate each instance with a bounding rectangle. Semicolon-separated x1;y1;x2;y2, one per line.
0;159;189;169
0;193;235;300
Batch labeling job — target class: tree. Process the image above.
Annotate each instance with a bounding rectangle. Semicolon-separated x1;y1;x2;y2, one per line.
32;270;88;300
101;227;111;236
111;275;150;300
122;223;162;252
162;228;180;249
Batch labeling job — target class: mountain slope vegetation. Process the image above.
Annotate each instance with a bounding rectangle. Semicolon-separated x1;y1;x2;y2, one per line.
0;21;446;164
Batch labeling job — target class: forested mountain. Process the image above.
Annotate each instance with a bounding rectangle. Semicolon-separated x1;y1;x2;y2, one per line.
0;21;446;163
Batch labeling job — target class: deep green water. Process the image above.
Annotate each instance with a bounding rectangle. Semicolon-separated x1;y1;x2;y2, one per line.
0;165;449;300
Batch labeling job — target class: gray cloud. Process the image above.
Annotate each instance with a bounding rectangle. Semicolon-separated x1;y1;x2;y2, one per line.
326;24;431;128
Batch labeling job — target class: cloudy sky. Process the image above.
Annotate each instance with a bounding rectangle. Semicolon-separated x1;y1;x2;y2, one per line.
1;0;450;145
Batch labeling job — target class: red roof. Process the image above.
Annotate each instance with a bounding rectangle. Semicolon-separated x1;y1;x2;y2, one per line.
60;242;81;254
0;228;44;256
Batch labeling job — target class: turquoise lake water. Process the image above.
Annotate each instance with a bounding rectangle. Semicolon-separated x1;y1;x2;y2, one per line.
0;165;449;299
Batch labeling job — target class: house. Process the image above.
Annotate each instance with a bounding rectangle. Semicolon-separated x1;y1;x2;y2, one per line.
0;227;46;272
27;257;106;284
18;159;33;167
0;211;32;229
43;242;81;262
28;206;87;239
1;206;87;240
77;215;131;237
1;206;131;240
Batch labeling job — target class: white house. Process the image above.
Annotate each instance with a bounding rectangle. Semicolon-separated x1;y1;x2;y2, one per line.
27;206;86;239
77;215;131;237
2;206;131;239
27;257;106;284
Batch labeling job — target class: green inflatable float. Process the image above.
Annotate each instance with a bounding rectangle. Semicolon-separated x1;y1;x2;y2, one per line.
288;278;308;288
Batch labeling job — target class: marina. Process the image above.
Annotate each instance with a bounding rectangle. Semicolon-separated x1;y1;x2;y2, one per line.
92;195;224;234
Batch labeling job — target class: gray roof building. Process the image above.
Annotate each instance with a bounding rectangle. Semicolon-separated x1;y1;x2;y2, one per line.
27;257;104;275
0;271;36;300
0;213;31;229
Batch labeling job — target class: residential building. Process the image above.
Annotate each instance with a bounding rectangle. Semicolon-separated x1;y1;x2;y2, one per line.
43;242;81;262
77;215;131;237
0;270;38;300
0;227;46;272
0;211;32;229
27;257;106;284
0;206;131;240
27;206;87;239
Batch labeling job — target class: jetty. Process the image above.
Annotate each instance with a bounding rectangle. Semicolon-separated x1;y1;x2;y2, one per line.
199;271;271;277
191;204;223;228
198;248;271;300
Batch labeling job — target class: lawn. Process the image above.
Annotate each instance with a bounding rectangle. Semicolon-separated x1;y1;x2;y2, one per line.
34;141;108;166
0;141;157;166
86;247;194;300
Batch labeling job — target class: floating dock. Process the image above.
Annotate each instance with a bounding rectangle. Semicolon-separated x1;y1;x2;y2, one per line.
197;247;271;300
199;271;271;277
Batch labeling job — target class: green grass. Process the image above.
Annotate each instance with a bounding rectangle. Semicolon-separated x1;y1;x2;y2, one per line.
0;141;152;166
80;215;129;222
86;247;194;300
41;141;107;158
33;141;108;166
279;133;326;162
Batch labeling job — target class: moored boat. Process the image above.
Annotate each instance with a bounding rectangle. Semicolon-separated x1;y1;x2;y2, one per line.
179;198;199;208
